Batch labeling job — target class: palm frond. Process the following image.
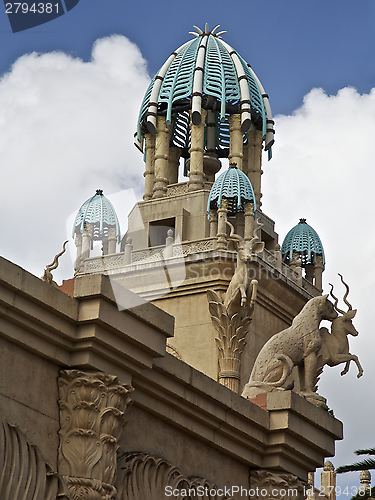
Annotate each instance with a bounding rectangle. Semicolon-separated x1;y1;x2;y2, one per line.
355;448;375;456
336;458;375;474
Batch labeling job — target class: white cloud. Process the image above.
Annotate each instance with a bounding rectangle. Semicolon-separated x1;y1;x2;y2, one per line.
263;86;375;486
0;35;149;281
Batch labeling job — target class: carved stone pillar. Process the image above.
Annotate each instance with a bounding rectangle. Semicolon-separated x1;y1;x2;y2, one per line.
305;264;315;284
153;116;170;199
321;461;336;500
228;114;243;170
236;212;245;238
250;470;307;500
166;147;180;185
360;470;371;495
81;223;93;261
216;199;228;250
164;229;174;259
244;202;255;242
58;370;133;500
274;244;282;271
143;133;155;201
314;255;324;292
107;227;117;255
290;252;302;286
124;237;133;265
209;209;218;237
188;109;207;191
246;129;263;209
75;233;83;272
242;142;249;175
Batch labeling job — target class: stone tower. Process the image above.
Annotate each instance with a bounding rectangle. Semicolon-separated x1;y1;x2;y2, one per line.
75;25;325;392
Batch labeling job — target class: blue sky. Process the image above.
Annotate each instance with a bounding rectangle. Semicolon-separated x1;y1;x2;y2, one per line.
1;0;375;492
2;0;375;115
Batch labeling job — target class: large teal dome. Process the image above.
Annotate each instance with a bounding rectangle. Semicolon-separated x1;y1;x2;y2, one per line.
207;164;256;218
72;190;120;243
136;24;274;160
281;219;325;269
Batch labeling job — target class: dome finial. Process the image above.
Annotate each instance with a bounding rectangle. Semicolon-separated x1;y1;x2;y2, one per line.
96;189;103;196
299;218;306;224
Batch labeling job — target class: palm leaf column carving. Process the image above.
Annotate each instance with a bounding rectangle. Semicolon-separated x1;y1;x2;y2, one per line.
57;370;133;500
207;289;255;392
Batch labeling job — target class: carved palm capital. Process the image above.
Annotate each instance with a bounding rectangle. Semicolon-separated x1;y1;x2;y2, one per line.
58;370;133;499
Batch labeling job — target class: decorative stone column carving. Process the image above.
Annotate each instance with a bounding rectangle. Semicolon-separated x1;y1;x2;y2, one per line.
209;209;218;237
75;232;83;272
290;252;302;286
250;470;307;500
153;116;170;198
107;227;117;255
360;470;371;495
274;244;282;271
188;109;207;191
246;129;263;209
143;133;155;200
167;147;180;185
321;461;336;500
228;113;243;170
81;223;93;261
58;370;133;500
124;237;133;265
244;202;255;242
216;199;228;250
165;229;174;258
314;255;324;292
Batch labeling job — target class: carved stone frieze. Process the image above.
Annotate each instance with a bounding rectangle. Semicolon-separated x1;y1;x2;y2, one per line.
58;370;133;500
0;414;68;499
117;452;233;500
250;470;307;500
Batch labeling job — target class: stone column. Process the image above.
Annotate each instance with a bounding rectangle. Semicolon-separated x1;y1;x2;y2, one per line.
360;470;371;496
216;199;228;250
58;370;133;500
314;255;324;292
164;229;174;259
209;210;218;237
274;244;282;271
228;113;243;170
188;109;207;191
246;129;263;209
218;357;241;393
153;116;170;199
107;227;117;255
236;212;245;238
305;264;315;284
74;233;83;272
250;470;306;500
166;147;180;185
244;202;255;242
124;237;133;265
143;133;155;201
290;252;302;286
81;224;93;261
321;461;336;500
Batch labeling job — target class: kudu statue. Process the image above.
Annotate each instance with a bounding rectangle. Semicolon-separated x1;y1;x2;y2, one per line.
317;274;363;379
223;219;264;317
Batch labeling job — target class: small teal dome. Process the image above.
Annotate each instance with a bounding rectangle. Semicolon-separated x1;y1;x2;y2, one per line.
281;219;325;269
136;24;274;160
72;190;120;243
207;164;256;218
